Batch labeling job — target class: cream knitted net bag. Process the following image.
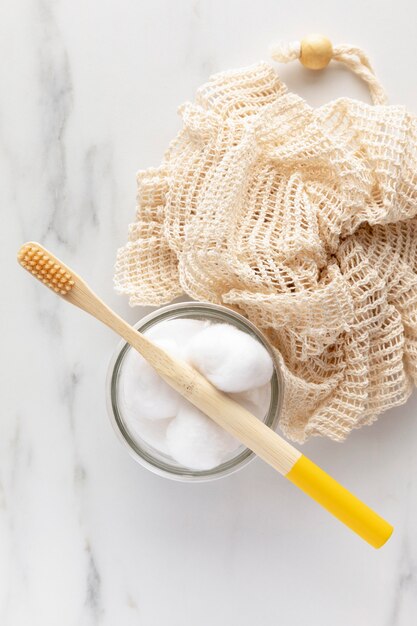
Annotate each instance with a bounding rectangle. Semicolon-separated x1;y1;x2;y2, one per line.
115;37;417;443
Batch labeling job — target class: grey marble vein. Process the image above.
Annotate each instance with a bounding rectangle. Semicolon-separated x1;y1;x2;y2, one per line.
85;541;103;621
36;0;73;247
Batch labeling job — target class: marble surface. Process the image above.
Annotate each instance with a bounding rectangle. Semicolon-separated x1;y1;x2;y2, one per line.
1;1;417;624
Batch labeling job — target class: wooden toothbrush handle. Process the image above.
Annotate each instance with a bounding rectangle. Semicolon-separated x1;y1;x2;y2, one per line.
68;277;301;474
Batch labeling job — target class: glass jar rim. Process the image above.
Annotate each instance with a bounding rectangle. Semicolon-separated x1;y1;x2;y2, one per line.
106;302;284;482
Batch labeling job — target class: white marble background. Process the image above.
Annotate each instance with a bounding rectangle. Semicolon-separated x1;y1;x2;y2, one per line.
1;1;417;624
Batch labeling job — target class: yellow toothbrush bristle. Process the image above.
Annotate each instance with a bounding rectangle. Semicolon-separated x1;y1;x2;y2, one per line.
17;243;75;294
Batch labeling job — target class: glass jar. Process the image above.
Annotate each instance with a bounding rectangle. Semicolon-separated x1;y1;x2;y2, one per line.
106;302;283;482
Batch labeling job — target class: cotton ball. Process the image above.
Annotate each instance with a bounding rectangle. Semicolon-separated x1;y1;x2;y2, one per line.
166;402;241;470
186;323;274;392
154;336;185;361
229;383;271;420
127;416;172;456
121;338;181;421
146;318;208;349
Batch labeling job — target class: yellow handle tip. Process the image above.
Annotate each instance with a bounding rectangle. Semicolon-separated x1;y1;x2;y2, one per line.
286;456;393;549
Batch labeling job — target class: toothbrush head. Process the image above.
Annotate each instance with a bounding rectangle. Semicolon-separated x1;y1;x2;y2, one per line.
17;242;75;295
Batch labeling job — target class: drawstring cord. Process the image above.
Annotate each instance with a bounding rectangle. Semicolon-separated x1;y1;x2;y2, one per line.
270;35;388;105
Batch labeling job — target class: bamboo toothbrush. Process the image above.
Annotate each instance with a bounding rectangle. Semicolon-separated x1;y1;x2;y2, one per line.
18;241;393;548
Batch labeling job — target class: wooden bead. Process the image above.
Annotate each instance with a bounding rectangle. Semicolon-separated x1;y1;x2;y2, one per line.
300;34;333;70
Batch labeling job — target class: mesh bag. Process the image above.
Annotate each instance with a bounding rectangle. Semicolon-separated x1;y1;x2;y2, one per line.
115;45;417;443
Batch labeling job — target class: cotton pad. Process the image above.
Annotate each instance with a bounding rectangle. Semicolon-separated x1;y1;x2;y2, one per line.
166;401;241;470
121;337;182;420
186;323;274;393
